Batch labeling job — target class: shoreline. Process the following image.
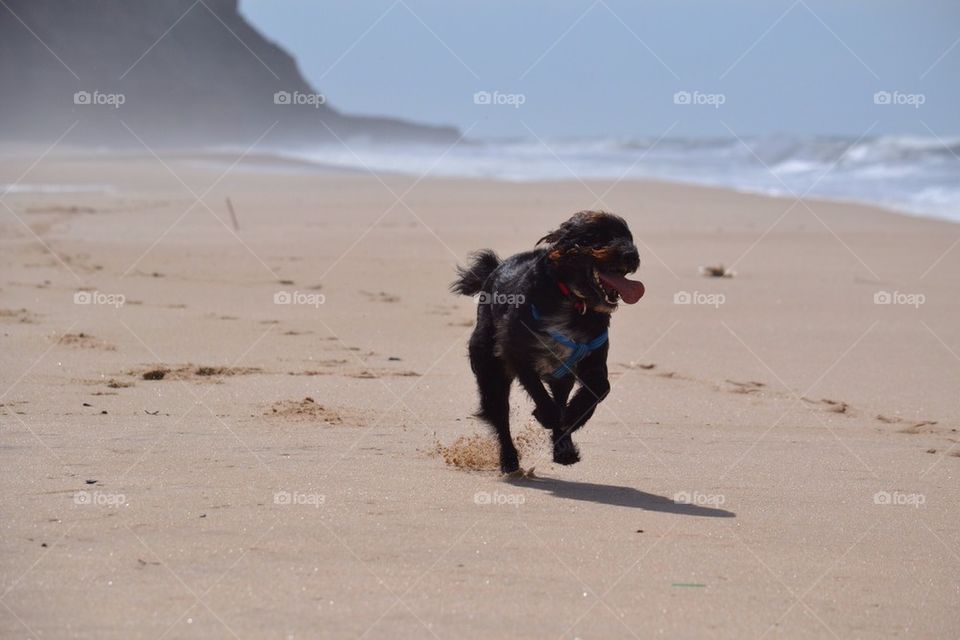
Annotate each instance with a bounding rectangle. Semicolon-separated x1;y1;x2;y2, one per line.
6;145;958;227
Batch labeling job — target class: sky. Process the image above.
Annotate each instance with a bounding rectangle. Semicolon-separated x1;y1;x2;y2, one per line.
240;0;959;139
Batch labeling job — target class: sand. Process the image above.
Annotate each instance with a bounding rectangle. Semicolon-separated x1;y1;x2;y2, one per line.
1;150;958;639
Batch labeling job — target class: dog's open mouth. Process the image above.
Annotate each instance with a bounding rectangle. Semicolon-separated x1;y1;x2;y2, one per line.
592;267;645;305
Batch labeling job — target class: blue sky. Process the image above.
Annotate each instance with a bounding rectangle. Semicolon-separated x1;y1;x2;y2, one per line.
240;0;959;139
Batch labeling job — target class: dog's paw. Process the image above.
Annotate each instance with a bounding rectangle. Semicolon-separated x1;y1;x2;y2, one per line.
533;405;562;430
552;438;580;465
500;452;520;475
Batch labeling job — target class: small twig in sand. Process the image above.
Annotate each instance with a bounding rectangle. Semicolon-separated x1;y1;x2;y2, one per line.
226;197;239;231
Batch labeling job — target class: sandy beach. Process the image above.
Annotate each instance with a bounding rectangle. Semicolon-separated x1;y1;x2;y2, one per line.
1;151;958;639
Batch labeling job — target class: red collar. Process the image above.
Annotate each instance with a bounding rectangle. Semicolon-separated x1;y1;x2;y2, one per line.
557;280;586;314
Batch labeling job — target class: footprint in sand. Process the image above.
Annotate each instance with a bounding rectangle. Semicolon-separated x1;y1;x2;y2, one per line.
264;397;365;426
360;290;400;303
60;254;103;273
73;378;133;390
133;364;263;382
346;369;420;379
802;397;852;415
0;308;39;324
0;400;29;416
656;371;680;379
25;205;98;214
287;359;349;376
615;363;684;379
427;304;458;316
621;362;657;370
724;380;766;394
896;421;940;435
54;332;116;350
876;414;943;434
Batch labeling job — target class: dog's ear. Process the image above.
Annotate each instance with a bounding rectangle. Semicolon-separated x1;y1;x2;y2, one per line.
537;228;563;246
538;217;582;262
537;213;582;247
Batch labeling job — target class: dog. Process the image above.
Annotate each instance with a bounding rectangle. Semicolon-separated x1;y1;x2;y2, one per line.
451;211;644;474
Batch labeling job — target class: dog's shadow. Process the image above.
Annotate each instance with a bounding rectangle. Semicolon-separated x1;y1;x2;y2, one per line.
506;476;735;518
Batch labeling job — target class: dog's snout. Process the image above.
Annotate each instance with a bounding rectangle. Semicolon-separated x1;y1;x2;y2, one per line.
622;246;640;270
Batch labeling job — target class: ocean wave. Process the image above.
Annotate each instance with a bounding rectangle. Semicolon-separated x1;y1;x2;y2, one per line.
1;183;116;194
263;134;960;222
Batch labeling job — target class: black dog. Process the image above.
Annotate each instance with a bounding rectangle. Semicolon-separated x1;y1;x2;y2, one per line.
451;211;644;474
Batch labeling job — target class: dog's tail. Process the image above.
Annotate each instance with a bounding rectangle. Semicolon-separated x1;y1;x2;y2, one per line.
450;249;501;296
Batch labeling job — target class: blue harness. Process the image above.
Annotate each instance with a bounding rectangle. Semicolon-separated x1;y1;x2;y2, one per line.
530;304;608;379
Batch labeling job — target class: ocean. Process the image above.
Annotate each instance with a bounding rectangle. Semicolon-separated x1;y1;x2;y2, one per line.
275;135;960;223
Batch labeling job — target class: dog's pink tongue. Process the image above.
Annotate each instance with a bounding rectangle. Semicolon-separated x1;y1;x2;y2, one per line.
599;272;645;304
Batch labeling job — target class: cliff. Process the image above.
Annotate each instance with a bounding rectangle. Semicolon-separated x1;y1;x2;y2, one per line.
0;0;459;146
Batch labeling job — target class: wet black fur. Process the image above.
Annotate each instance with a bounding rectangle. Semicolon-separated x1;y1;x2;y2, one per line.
451;211;640;473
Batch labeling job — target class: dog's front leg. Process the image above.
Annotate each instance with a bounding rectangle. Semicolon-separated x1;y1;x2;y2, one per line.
552;352;610;465
517;368;563;430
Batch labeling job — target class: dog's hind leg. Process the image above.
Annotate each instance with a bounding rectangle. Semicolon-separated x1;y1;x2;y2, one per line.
470;344;518;474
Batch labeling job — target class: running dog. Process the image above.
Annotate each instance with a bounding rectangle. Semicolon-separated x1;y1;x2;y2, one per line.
451;211;645;473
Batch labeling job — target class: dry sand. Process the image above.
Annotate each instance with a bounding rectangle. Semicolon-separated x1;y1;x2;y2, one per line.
1;151;958;638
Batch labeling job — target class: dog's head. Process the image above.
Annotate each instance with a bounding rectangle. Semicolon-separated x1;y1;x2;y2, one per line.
538;211;644;313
